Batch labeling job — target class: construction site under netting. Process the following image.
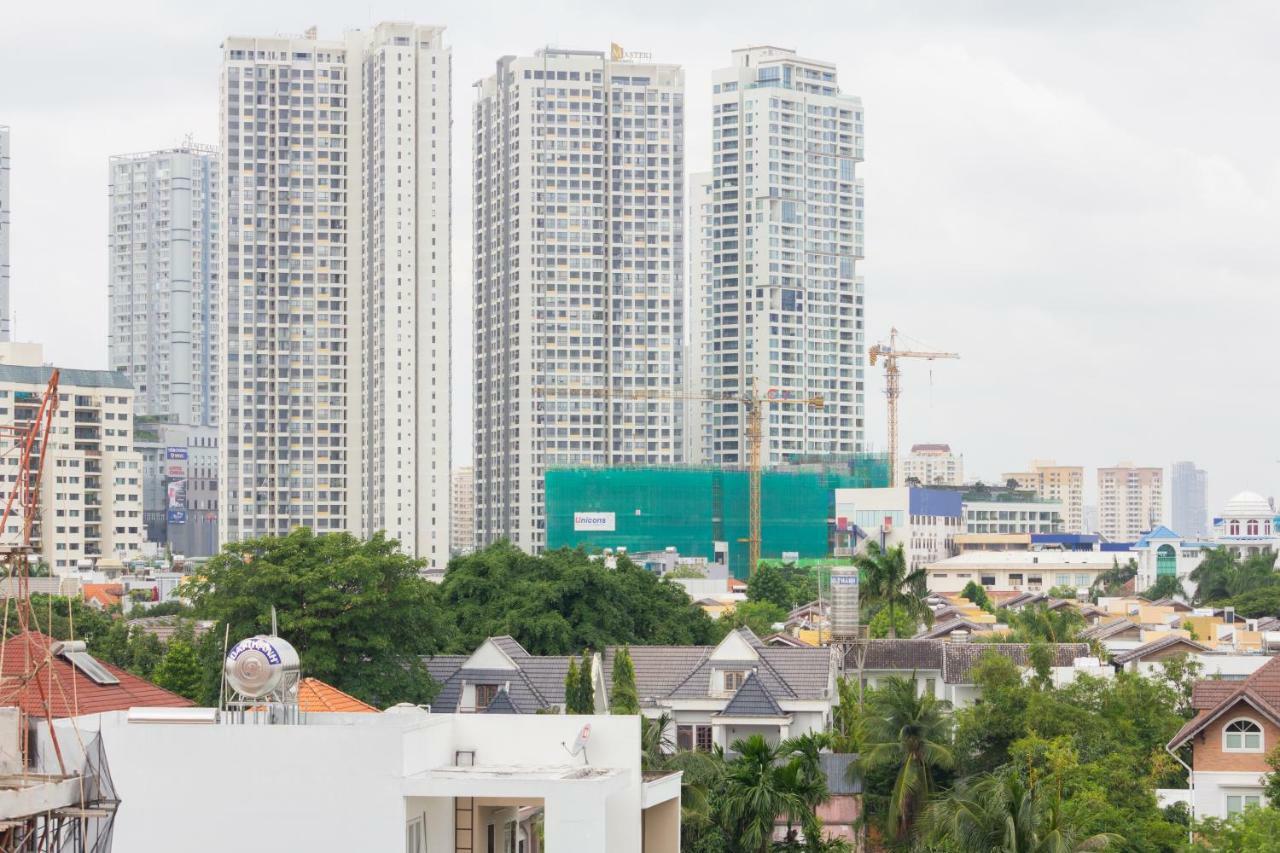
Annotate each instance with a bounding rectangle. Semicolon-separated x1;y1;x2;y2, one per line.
545;454;889;578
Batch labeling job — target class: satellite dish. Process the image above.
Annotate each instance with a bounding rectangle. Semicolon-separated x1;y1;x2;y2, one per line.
563;723;592;764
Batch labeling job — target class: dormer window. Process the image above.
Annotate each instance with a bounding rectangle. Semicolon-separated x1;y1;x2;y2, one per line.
1224;718;1263;752
474;684;499;710
723;670;747;694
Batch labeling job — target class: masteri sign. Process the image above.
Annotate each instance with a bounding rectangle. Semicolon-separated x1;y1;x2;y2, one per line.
574;512;616;532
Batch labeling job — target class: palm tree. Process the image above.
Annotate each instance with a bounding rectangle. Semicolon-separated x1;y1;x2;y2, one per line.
639;713;723;840
1141;574;1188;602
864;675;954;844
854;542;932;639
921;769;1118;852
1189;547;1239;604
721;734;806;853
1089;557;1138;599
1005;603;1085;644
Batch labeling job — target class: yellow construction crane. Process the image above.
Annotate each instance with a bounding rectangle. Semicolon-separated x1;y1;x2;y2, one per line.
868;327;960;487
545;383;822;575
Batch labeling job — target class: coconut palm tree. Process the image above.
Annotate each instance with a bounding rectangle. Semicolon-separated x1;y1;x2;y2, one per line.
1089;557;1138;599
854;542;932;639
864;675;954;844
721;734;806;853
921;769;1118;852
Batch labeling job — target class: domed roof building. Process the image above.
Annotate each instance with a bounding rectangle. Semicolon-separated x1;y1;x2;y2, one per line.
1213;491;1277;552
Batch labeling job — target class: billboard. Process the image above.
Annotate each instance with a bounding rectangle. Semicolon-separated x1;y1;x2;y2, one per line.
165;447;189;460
573;512;616;532
167;478;187;524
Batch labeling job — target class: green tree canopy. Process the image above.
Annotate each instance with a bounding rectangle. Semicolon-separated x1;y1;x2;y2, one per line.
719;600;787;638
960;580;993;611
746;562;793;610
439;543;720;654
188;528;446;707
152;637;204;701
868;605;916;639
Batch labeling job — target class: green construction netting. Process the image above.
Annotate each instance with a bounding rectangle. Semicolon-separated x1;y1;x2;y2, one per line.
546;455;889;578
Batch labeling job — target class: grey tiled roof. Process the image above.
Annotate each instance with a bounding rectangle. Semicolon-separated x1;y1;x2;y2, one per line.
718;672;785;717
913;619;987;640
1111;635;1210;665
602;630;833;704
421;657;573;713
493;636;531;658
483;689;521;714
852;640;944;673
942;643;1091;685
845;640;1091;684
1079;618;1140;640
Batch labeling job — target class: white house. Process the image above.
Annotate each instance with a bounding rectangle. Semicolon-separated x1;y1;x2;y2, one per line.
37;706;678;853
604;628;837;752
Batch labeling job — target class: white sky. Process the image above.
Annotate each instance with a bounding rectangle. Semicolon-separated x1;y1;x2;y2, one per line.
4;0;1277;519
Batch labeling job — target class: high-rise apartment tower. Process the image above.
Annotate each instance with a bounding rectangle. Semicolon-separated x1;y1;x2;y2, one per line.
1171;460;1208;539
1097;463;1163;542
473;48;685;552
218;23;452;570
702;46;866;465
108;144;221;426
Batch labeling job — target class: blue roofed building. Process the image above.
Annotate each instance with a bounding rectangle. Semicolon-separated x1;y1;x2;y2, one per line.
833;486;963;570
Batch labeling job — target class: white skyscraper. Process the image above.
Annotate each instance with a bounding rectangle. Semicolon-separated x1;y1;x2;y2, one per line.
683;171;713;467
218;23;452;570
109;144;220;425
1171;460;1208;538
0;125;11;341
473;48;685;552
702;47;865;465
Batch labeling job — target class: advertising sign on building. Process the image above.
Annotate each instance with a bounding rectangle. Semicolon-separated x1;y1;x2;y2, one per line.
573;512;616;532
167;479;187;524
165;447;189;460
166;464;186;478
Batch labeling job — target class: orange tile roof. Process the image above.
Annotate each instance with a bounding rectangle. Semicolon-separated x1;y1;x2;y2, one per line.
1169;654;1280;749
0;630;193;717
296;677;378;713
82;584;123;609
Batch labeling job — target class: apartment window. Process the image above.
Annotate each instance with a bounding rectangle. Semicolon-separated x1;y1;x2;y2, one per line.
473;684;498;711
980;575;996;587
1226;792;1262;816
1224;719;1263;752
677;724;713;752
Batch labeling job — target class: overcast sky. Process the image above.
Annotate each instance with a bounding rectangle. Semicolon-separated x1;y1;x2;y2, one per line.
4;0;1276;520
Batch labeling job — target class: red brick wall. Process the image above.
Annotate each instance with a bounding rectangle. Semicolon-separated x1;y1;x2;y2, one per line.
1192;700;1280;773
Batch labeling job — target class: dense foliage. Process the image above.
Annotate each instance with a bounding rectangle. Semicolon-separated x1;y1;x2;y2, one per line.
749;562;820;611
187;528;446;707
439;542;721;654
1190;548;1280;614
610;647;640;714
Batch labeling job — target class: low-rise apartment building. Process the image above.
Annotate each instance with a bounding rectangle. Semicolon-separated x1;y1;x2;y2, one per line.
924;550;1123;594
0;344;144;572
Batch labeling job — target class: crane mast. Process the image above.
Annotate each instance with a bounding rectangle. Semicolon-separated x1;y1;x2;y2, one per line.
868;327;959;487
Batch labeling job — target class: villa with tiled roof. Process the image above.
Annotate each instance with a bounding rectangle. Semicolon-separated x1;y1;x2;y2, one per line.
1167;654;1280;820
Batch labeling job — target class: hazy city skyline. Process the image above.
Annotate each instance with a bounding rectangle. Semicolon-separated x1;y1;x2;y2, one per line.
4;0;1277;518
